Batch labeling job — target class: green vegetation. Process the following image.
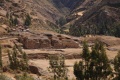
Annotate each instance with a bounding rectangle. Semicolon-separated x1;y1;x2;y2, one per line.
15;73;34;80
56;17;67;26
69;25;82;36
8;14;19;27
114;51;120;80
13;17;18;26
47;41;120;80
0;46;3;70
74;41;112;80
0;74;13;80
114;23;120;37
24;14;31;28
48;54;68;80
8;46;29;71
69;22;120;37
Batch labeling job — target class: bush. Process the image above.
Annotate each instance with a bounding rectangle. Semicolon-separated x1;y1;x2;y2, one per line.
0;74;13;80
24;14;31;27
48;54;68;80
15;73;34;80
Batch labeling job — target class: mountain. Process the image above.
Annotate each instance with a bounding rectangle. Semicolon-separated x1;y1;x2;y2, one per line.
1;0;120;37
0;0;85;32
0;0;71;32
68;0;120;37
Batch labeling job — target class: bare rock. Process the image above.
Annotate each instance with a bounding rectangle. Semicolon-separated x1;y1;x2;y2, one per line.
29;65;49;76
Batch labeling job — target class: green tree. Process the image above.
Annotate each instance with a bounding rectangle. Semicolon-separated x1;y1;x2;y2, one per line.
0;45;2;69
74;41;112;80
9;15;14;27
56;17;67;26
69;25;81;36
8;46;29;71
115;23;120;37
0;74;13;80
15;73;34;80
22;52;29;71
69;25;87;37
74;61;84;80
24;14;31;27
6;12;9;18
90;41;112;80
114;51;120;80
48;54;68;80
8;50;14;69
82;41;90;61
13;17;18;26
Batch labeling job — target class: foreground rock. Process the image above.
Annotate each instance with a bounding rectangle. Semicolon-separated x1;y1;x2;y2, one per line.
29;64;49;76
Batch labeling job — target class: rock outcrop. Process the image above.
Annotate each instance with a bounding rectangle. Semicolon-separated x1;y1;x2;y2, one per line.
29;64;48;76
18;32;80;49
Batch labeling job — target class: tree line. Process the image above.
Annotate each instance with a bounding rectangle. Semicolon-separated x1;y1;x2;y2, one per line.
0;45;33;80
49;41;120;80
69;22;120;37
74;41;120;80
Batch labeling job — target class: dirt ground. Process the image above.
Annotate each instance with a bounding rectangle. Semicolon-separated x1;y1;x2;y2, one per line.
0;35;120;79
23;48;118;60
25;48;118;79
29;59;80;79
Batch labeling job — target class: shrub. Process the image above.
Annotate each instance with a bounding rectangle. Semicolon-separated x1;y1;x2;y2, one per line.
0;74;13;80
15;73;34;80
48;54;68;80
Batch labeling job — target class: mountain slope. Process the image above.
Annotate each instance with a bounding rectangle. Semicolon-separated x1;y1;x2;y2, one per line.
0;0;71;32
69;0;120;37
1;0;120;36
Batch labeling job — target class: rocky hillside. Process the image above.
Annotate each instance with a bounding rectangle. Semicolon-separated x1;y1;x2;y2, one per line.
23;0;85;31
0;0;72;32
1;0;120;37
68;0;120;37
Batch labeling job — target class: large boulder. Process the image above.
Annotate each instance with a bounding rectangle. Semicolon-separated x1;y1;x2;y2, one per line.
29;65;48;76
29;65;41;75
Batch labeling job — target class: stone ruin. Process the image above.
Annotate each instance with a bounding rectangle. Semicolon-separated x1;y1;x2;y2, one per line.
18;33;80;49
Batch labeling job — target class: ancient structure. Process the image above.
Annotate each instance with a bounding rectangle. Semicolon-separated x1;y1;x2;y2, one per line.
18;32;80;49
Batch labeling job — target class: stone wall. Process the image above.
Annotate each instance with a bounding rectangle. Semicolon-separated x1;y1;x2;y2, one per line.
18;33;80;49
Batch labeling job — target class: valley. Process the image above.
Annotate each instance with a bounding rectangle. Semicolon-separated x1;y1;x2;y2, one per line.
0;0;120;80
